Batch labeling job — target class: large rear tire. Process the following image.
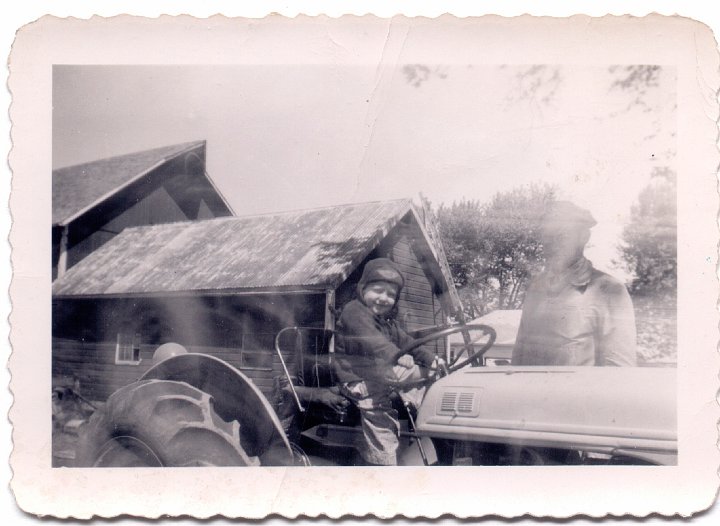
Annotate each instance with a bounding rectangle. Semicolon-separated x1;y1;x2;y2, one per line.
78;380;260;467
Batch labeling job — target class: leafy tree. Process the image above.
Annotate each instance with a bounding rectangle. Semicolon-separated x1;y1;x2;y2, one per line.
505;65;563;106
608;65;662;112
402;64;448;88
617;167;677;296
437;184;557;317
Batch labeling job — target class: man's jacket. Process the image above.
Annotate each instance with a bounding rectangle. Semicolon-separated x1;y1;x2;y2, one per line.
512;257;637;366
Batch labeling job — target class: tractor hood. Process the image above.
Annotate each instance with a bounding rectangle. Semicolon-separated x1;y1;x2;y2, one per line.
416;366;677;463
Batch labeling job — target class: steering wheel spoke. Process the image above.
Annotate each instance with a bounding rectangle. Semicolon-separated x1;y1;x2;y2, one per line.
389;324;497;388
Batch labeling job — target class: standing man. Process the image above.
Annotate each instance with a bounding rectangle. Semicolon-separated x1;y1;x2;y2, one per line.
512;201;637;366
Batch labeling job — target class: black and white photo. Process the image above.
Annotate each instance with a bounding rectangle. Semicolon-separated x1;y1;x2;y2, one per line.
7;13;718;519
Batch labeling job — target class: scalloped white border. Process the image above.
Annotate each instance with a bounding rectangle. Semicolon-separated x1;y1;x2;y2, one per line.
3;3;720;523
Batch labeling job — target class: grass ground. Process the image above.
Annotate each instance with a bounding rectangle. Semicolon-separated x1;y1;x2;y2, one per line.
632;293;677;365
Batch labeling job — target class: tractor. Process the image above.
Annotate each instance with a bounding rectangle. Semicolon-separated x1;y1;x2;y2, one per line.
76;323;677;467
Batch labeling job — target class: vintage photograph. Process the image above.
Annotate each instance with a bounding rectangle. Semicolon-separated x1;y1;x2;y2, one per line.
49;61;678;469
8;13;718;519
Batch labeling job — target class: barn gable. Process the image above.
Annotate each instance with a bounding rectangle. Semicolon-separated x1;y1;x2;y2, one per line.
52;141;234;279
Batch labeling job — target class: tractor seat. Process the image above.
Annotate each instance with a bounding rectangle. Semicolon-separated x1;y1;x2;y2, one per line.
275;327;359;427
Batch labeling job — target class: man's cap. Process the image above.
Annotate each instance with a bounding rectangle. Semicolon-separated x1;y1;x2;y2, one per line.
541;201;597;231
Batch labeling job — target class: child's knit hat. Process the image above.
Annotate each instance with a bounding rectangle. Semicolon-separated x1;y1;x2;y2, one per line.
356;258;405;299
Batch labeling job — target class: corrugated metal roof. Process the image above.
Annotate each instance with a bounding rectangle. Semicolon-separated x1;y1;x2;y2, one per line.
53;199;424;297
52;141;205;226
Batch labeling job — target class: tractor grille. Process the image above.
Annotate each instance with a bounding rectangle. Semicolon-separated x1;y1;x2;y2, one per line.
457;392;475;413
440;392;457;412
438;391;479;416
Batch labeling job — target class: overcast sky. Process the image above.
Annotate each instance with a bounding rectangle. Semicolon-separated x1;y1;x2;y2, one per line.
52;61;675;274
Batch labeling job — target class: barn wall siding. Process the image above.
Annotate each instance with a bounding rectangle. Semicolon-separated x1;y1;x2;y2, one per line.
52;340;156;401
389;235;440;333
52;294;325;402
53;339;291;401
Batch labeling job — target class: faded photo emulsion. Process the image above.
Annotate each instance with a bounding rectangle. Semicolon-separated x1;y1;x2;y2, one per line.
9;14;719;519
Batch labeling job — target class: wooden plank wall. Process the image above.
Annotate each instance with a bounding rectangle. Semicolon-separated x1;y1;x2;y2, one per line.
391;235;440;332
52;339;290;402
390;235;446;357
52;339;156;402
52;294;326;404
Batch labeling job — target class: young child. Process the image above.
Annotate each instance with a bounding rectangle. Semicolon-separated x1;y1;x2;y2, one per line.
334;258;438;465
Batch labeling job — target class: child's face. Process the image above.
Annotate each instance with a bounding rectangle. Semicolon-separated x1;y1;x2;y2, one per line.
362;281;400;316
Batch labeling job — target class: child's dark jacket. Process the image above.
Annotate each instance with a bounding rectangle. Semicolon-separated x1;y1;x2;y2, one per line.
334;299;435;385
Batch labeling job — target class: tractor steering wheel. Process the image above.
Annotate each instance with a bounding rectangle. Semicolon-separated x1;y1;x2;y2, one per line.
389;324;496;388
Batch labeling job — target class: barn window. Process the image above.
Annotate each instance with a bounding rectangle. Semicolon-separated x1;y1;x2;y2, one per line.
115;329;141;365
205;311;274;371
239;333;274;370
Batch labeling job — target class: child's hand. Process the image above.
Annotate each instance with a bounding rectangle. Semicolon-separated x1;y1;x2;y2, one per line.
431;357;447;372
397;354;415;369
315;389;350;412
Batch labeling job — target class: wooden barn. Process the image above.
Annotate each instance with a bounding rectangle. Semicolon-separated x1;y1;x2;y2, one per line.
52;141;233;280
51;199;461;401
